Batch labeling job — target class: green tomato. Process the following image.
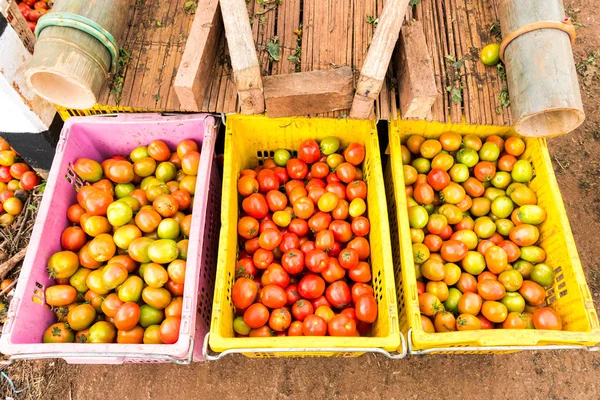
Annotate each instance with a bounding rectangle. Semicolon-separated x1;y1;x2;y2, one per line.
449;163;469;183
530;263;555;287
461;251;486;275
498;269;523;292
177;239;189;261
148;239;179;264
155;162;177;182
274;149;292;166
501;292;526;313
157;218;180;240
139;304;165;328
511;160;533;183
69;268;92;293
519;246;546;264
118;196;140;213
412;158;431;174
130;146;150;162
491;171;512;189
233;316;252;335
484;187;505;202
513;260;534;279
479;142;500;161
444;288;462;314
517;205;547;225
118;276;144;302
495;218;515;237
408;206;429;229
456;147;479;168
107;201;133;227
491;196;514;219
319;137;340;155
480;43;500;66
115;183;135;199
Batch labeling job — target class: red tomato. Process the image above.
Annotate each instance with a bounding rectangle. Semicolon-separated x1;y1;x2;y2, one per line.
346;180;367;201
253;248;274;269
305;178;326;192
244;303;269;328
347;237;370;260
325;281;351;309
326;182;347;201
61;226;87;252
292;299;314;321
261;264;290;289
232;277;258;309
258;229;283;251
311;295;331;310
343;143;366;166
338;248;359;270
311;162;329;179
287;158;309;180
298;140;321;164
238;216;259;239
336;163;357;184
18;3;31;19
0;166;11;183
328;314;357;336
427;169;450;191
259;284;288;308
351;283;374;304
351;217;370;237
281;249;305;274
19;171;40;190
300;240;316;256
9;163;30;180
355;294;377;323
279;233;300;253
269;308;292;331
242;193;269;219
257;169;279;193
288;219;309;236
315;229;335;252
321;258;346;283
159;317;181;344
114;302;140;331
288;321;304;336
298;275;326;299
348;261;371;283
329;220;353;243
308;211;332;233
302;314;327;336
304;249;328;273
286;284;300;305
533;307;562;330
440;240;468;262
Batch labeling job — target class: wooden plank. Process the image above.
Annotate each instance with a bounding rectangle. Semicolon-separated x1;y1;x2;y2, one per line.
263;67;354;118
173;0;222;111
397;20;437;120
220;0;265;114
0;0;36;54
350;0;411;119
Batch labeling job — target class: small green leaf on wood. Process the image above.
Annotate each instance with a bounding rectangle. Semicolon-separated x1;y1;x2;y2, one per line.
184;1;198;14
267;37;280;61
409;0;421;6
155;93;161;102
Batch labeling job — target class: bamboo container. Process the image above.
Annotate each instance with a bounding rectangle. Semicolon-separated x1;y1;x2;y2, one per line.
498;0;584;137
25;0;131;109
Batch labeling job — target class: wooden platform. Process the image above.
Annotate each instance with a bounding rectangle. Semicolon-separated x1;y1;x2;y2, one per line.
91;0;511;125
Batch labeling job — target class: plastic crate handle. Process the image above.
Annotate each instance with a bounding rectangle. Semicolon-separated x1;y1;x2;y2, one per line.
406;328;600;354
201;332;407;360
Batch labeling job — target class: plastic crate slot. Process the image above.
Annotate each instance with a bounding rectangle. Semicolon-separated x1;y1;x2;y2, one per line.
558;281;566;291
554;266;563;274
560;290;568;298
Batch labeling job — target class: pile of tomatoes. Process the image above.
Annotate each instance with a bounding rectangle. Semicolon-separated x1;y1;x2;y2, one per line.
42;139;201;345
0;137;41;227
17;0;51;32
402;133;563;332
232;138;379;337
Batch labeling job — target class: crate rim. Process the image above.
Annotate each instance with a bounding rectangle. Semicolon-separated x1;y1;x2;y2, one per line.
388;116;600;353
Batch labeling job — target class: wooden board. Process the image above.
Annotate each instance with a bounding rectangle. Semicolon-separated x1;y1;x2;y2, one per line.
263;67;354;118
88;0;512;126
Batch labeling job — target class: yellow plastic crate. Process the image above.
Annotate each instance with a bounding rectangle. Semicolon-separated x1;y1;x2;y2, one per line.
386;118;600;354
206;115;403;359
56;105;147;120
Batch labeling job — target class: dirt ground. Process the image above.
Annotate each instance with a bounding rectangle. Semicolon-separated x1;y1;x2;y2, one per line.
4;1;600;399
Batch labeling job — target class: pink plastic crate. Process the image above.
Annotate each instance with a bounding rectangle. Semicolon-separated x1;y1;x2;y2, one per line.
0;113;221;364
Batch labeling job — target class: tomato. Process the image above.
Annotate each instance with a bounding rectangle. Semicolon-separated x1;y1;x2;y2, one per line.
144;325;164;344
323;281;350;309
345;237;368;261
532;307;562;330
296;140;320;164
530;263;555;287
499;311;527;329
258;284;287;308
58;226;86;253
156;316;181;344
420;315;435;333
239;193;267;220
424;169;448;192
88;233;116;263
111;302;140;331
426;281;449;302
477;280;506;301
497;270;523;293
101;262;128;289
257;229;282;251
267;307;291;332
342;143;365;166
459;251;484;276
419;292;443;317
290;299;313;321
47;250;79;279
420;258;445;281
481;301;508;323
320;258;344;283
458;292;482;315
417;139;440;159
347;261;371;283
45;285;77;307
18;171;39;190
432;153;454;171
497;154;516;173
480;42;500;66
325;314;355;337
43;322;75;343
438;240;466;263
518;280;546;307
260;264;289;289
500;292;525;314
441;182;466;205
253;248;274;269
282;158;308;182
442;287;461;314
434;132;459;151
520;246;546;264
300;314;326;336
433;311;456;332
298;275;326;299
242;303;269;329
